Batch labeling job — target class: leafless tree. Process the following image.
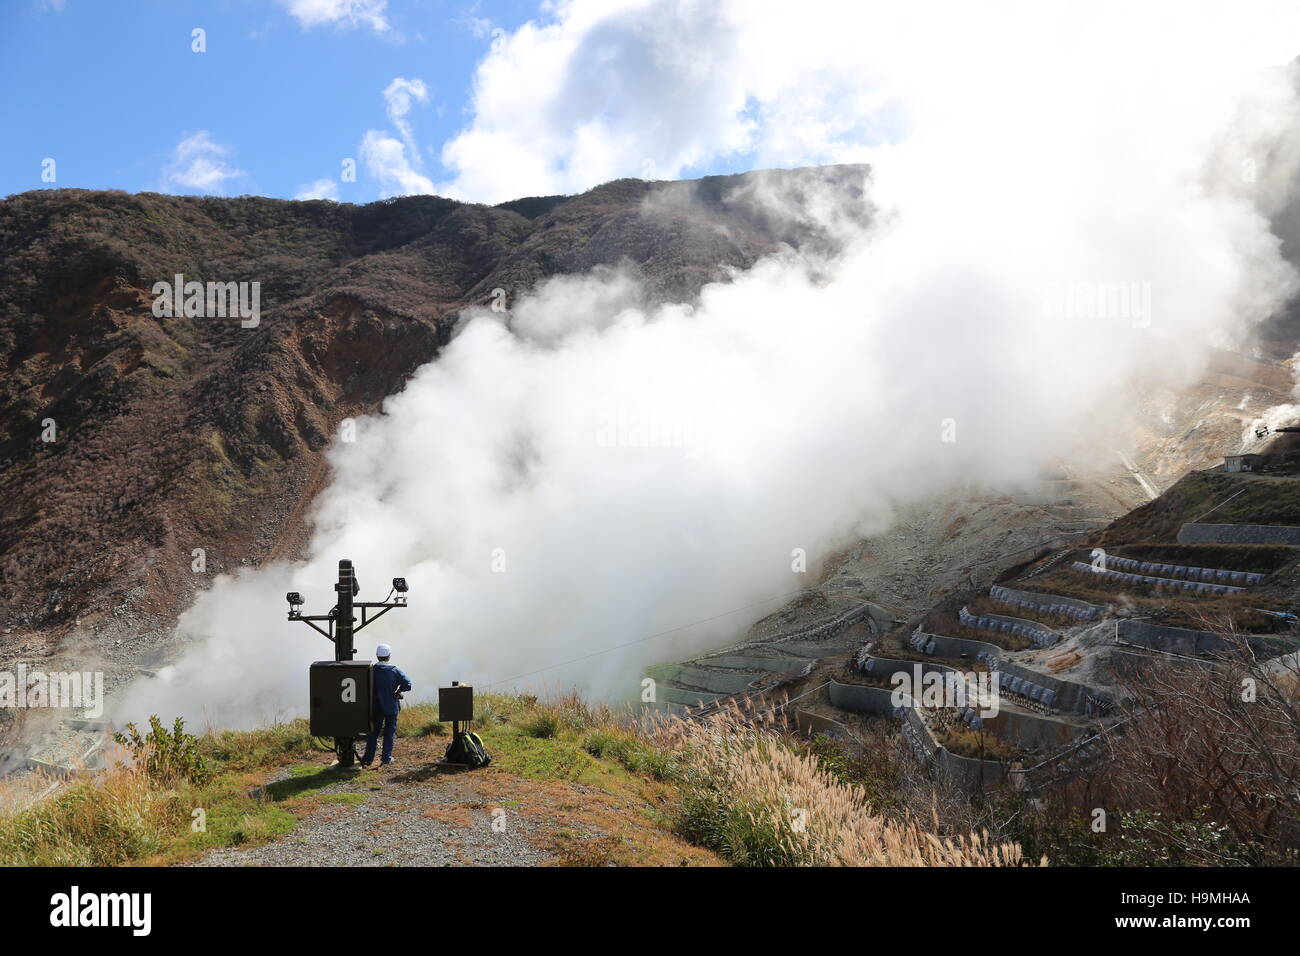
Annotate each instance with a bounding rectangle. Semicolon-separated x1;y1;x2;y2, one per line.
1097;627;1300;854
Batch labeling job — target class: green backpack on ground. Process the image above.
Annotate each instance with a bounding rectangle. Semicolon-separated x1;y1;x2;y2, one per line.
445;731;491;768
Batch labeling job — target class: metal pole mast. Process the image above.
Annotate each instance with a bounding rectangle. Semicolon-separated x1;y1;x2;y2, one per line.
335;559;356;662
288;558;408;769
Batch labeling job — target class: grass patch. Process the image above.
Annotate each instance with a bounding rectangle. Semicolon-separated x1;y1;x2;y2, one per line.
482;725;606;785
318;792;368;805
583;728;678;780
0;770;187;866
199;718;330;772
265;764;360;802
396;704;447;738
519;712;560;739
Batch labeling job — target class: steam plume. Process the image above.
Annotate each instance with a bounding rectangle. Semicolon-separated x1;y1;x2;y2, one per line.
117;1;1300;729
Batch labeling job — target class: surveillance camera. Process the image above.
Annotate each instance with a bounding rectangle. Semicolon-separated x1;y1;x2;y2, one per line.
392;577;408;593
286;592;303;606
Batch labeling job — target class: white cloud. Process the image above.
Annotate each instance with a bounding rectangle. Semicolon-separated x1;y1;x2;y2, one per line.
294;178;341;200
279;0;389;32
454;1;495;41
382;77;429;148
360;132;436;196
438;0;756;203
436;0;1300;205
158;131;243;195
360;77;436;197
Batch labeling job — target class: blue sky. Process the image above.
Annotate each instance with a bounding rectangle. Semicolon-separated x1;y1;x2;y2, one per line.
4;2;1298;208
0;0;770;205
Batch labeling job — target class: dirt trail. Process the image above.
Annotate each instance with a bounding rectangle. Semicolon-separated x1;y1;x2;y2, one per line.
190;765;552;867
184;734;720;868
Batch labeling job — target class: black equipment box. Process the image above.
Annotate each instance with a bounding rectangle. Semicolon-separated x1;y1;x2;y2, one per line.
438;684;474;722
309;661;373;736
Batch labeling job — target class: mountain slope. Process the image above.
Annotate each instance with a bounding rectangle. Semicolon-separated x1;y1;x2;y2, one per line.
0;167;867;660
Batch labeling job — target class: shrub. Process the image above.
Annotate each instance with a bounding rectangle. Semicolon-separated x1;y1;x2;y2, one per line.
804;732;908;817
520;713;559;739
113;715;210;785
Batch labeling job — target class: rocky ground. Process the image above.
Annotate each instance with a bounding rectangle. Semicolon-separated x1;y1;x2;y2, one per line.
189;767;553;868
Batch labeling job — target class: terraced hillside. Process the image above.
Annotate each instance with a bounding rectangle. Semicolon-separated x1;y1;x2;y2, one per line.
680;431;1300;802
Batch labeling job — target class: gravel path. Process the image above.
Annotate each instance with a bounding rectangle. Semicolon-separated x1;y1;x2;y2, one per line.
189;763;554;867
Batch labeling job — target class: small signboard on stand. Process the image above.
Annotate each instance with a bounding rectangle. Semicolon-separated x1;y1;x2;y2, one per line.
439;682;489;766
438;683;474;724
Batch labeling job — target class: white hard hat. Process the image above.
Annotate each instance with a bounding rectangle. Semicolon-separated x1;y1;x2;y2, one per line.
376;644;392;658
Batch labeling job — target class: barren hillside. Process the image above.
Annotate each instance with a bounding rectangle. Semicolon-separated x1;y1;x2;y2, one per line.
0;167;866;665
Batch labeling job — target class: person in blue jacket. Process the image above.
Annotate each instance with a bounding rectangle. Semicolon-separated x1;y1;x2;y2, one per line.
361;643;413;767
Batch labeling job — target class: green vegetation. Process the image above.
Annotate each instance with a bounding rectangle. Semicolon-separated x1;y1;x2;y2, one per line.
200;718;331;771
0;716;337;866
1006;805;1258;867
582;727;678;780
519;712;560;739
0;694;1030;868
112;716;210;786
0;697;667;866
804;732;909;818
393;704;446;738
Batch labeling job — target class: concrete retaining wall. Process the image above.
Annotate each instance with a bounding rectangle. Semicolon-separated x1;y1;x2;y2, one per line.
855;653;985;724
990;584;1103;621
999;660;1110;716
1178;523;1300;546
646;664;759;694
908;628;1003;665
856;653;962;682
982;706;1085;750
959;606;1059;648
1116;619;1295;659
828;679;1107;790
757;602;882;646
856;650;1099;735
933;744;1010;789
1103;555;1264;586
692;654;811;674
828;680;898;715
1072;561;1245;595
